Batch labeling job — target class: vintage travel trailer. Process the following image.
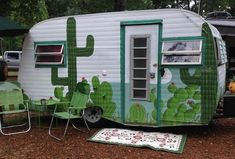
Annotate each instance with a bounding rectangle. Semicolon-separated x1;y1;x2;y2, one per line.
18;9;227;127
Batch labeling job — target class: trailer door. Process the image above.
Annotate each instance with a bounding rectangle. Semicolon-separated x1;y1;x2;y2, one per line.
121;23;161;125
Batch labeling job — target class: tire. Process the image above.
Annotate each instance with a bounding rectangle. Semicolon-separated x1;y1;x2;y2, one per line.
84;106;103;123
0;60;8;81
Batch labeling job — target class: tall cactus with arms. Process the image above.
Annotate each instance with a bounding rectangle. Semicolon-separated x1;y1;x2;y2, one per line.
180;23;217;124
51;17;94;97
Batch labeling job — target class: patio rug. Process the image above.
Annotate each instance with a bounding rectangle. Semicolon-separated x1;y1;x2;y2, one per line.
88;128;186;153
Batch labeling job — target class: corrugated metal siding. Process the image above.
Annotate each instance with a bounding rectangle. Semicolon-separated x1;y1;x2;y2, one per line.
18;9;205;100
217;65;226;97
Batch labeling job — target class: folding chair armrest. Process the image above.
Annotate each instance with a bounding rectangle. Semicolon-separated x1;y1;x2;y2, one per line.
59;101;70;104
24;99;30;103
24;100;30;106
52;102;70;113
68;107;83;110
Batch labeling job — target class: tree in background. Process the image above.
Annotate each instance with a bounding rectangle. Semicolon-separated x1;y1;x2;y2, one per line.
1;0;48;51
46;0;115;17
126;0;153;10
10;0;48;27
0;0;11;17
45;0;235;18
196;0;235;16
114;0;126;11
47;0;153;17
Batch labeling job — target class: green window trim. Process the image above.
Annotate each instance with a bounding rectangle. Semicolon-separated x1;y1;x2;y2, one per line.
121;19;163;26
34;41;67;68
215;38;227;65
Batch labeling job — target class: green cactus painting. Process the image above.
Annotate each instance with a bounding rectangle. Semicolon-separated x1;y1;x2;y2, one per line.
163;82;201;122
90;76;116;118
150;88;164;121
75;78;91;95
54;86;70;111
180;23;217;123
51;17;94;98
54;87;65;101
129;103;146;123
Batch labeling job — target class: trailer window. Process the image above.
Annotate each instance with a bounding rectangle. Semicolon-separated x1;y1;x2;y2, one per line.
34;43;66;66
161;40;202;65
216;39;227;65
130;35;150;100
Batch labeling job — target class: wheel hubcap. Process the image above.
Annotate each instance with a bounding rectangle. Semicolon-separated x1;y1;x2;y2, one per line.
84;107;102;123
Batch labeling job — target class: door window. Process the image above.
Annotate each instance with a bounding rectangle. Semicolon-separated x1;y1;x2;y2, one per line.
130;35;150;100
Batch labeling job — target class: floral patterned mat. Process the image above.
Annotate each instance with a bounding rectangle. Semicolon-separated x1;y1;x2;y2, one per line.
89;128;186;153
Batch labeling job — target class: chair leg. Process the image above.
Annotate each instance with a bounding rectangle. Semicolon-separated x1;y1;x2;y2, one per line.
0;110;31;136
71;110;90;133
48;115;70;141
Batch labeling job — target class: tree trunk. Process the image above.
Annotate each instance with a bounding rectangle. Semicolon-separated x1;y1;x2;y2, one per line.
176;0;179;8
152;0;161;9
114;0;126;11
186;0;190;10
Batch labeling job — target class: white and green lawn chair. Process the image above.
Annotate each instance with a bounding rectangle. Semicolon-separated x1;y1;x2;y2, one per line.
0;89;31;135
48;91;90;140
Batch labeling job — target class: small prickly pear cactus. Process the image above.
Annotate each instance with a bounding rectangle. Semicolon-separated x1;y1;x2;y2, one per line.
168;82;177;93
75;78;90;95
193;91;201;100
167;97;180;109
185;85;199;98
163;108;177;121
191;103;201;113
174;88;189;102
184;109;196;122
54;87;64;100
174;104;187;122
150;88;164;121
90;76;116;118
54;86;69;111
164;82;201;123
129;103;146;123
54;87;68;102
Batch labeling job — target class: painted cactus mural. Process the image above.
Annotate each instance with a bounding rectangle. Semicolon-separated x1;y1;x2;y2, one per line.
163;82;201;122
129;103;146;123
180;23;217;123
90;76;116;118
54;87;68;101
150;88;164;121
75;79;91;95
51;17;94;97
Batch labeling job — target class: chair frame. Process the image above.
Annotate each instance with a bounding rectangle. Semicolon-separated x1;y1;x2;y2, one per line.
48;92;90;141
0;98;31;136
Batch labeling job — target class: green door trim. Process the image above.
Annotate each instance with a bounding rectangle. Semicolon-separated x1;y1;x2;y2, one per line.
120;19;163;125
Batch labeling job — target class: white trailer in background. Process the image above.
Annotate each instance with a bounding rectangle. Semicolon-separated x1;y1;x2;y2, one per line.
18;9;227;127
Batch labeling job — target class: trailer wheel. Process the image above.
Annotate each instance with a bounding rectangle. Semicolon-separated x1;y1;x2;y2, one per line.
84;106;103;123
0;60;8;81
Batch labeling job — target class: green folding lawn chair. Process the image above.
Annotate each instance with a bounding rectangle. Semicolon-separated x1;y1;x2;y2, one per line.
48;91;90;140
0;90;31;135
